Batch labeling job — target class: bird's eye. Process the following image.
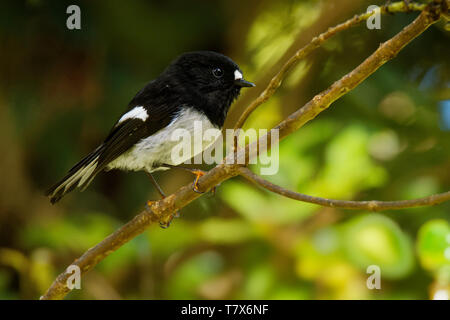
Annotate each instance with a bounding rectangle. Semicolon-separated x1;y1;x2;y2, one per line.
212;67;224;79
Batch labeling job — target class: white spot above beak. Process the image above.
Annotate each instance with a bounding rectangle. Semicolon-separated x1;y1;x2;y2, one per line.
234;70;243;80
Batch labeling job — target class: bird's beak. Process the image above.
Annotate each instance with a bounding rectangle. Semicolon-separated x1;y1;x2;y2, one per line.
234;78;255;87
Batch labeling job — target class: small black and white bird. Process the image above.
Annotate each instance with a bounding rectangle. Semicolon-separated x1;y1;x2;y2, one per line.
46;51;254;204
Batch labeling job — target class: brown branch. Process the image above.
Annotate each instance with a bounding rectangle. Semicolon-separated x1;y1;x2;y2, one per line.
40;164;239;300
239;167;450;211
40;2;446;300
232;1;427;131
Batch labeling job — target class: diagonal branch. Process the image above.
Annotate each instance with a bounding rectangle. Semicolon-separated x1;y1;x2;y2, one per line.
40;2;446;300
233;1;427;131
239;167;450;211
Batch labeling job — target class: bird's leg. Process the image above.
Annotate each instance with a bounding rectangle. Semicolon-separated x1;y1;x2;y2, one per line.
190;169;208;194
162;164;215;194
146;172;166;198
145;172;179;229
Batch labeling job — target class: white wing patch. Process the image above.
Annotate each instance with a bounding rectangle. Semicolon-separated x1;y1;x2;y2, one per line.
107;108;220;172
234;70;243;80
118;106;148;123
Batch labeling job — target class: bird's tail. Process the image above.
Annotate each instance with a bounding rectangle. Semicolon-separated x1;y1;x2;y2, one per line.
45;146;104;204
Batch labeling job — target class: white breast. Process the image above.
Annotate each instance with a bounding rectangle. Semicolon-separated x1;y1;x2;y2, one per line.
106;108;221;172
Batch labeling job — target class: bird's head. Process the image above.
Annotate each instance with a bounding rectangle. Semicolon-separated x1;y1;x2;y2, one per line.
164;51;255;126
170;51;254;91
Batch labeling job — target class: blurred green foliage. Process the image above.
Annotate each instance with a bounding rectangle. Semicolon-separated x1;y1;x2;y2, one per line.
0;0;448;299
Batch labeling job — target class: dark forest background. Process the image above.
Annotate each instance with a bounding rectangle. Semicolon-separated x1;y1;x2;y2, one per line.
0;0;448;299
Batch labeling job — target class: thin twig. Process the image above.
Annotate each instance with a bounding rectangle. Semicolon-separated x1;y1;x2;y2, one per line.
239;167;450;211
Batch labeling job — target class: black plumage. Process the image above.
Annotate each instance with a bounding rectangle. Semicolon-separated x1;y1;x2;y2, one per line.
46;51;254;203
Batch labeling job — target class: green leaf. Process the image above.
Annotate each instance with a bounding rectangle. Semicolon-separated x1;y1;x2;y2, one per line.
342;214;414;279
198;218;254;244
416;219;450;272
